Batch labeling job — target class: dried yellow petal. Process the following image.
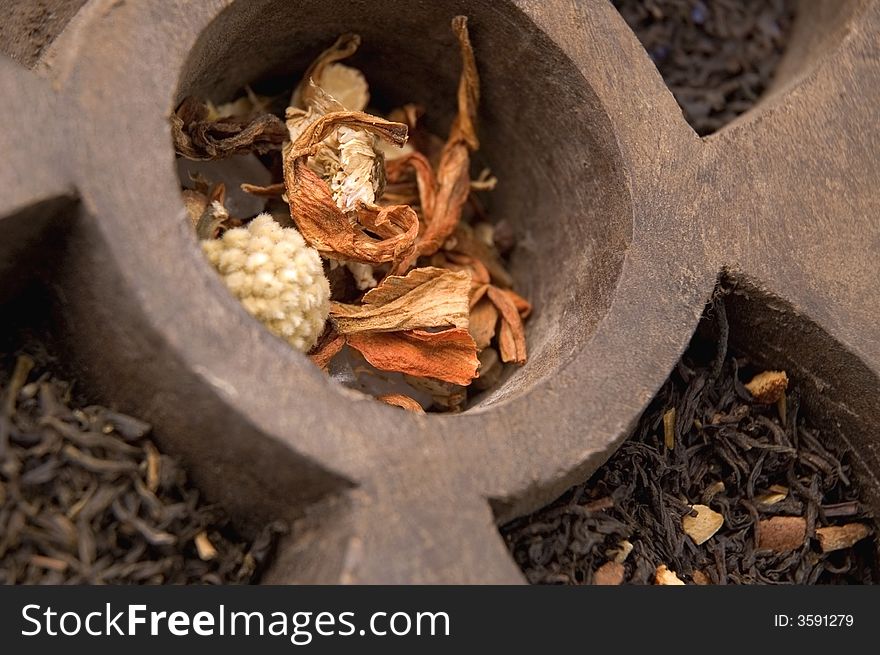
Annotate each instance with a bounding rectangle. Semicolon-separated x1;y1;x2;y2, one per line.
330;267;471;334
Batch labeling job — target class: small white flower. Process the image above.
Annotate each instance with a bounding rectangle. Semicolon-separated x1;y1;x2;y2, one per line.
202;214;330;352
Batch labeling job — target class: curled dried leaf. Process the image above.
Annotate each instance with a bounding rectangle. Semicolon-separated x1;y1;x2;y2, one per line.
172;97;288;160
330;267;471;334
346;329;479;385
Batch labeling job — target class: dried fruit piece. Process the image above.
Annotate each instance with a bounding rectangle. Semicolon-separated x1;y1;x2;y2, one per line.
329;267;470;334
682;504;724;545
396;16;481;270
655;565;685;585
468;298;499;350
756;484;788;506
815;523;871;553
593;561;625;586
486;286;527;364
745;370;788;404
757;516;806;552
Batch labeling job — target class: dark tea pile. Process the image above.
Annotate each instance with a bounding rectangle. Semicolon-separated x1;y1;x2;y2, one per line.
0;354;283;584
172;16;529;413
503;293;878;585
613;0;796;135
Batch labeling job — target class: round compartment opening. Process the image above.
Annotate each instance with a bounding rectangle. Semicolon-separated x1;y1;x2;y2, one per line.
175;0;632;412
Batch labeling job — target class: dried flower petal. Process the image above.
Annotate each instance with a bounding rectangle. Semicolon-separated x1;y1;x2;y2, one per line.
486;286;527;364
377;394;425;413
330;267;471;334
468;298;498;350
284;112;418;267
394;17;481;270
309;329;346;370
346;329;479;385
172;96;288;161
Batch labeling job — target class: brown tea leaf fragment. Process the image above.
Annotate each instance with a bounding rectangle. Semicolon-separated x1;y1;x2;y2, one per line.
346;329;479;386
172;96;288;160
486;286;527;364
815;523;871;553
745;370;789;404
330;268;470;334
377;394;425;413
757;516;806;552
469;298;499;350
682;504;724;545
593;561;625;586
655;564;685;585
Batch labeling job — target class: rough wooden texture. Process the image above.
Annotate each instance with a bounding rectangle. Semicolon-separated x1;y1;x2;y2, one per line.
0;0;878;583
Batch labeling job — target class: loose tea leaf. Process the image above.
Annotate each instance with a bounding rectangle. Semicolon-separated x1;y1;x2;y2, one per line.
503;290;878;584
0;355;283;584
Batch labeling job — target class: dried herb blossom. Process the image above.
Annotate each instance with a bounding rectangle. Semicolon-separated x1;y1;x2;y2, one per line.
503;294;878;584
175;16;529;412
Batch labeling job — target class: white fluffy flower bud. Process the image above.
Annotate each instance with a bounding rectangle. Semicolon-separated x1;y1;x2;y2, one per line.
202;214;330;352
